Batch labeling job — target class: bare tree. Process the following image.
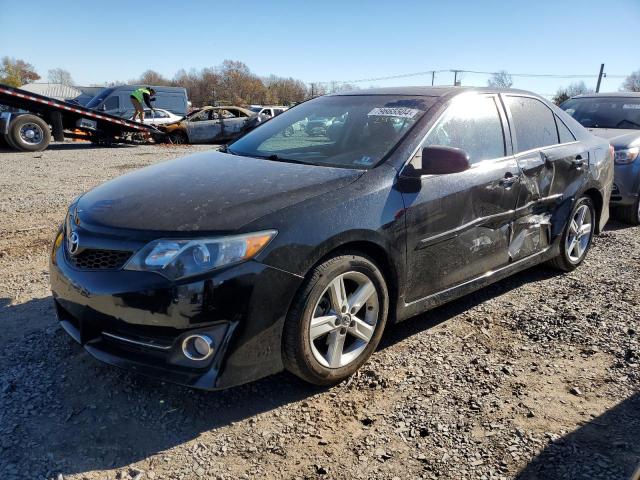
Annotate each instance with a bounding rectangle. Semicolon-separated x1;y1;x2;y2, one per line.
487;70;513;88
174;68;220;107
552;81;593;105
216;60;267;105
48;68;74;85
621;70;640;92
326;82;360;94
135;70;172;86
308;83;327;98
264;75;308;105
0;57;40;87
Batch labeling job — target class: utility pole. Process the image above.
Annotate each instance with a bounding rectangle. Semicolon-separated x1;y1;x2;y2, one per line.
431;71;435;86
452;70;461;86
596;63;605;93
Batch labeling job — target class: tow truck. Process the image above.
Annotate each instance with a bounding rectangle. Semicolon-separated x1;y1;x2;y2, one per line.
0;83;164;151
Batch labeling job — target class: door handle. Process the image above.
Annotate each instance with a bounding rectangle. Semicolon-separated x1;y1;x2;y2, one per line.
572;155;585;168
499;172;519;188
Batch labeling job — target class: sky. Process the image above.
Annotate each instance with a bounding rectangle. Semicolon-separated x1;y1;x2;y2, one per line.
1;0;639;97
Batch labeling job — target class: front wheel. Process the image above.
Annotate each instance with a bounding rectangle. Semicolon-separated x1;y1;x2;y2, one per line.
283;253;389;386
9;114;51;152
548;196;596;272
168;131;188;145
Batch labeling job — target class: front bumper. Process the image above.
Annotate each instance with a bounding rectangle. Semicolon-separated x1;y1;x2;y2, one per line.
50;231;303;390
611;161;640;206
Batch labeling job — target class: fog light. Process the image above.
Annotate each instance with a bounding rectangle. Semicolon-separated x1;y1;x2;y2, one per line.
182;334;215;361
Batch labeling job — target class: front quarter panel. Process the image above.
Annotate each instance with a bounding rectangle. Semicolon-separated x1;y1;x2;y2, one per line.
247;164;407;298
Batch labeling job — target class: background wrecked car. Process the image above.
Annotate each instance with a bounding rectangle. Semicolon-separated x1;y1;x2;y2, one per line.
159;106;264;144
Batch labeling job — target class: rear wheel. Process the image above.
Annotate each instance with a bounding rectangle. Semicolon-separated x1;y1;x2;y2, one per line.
283;253;389;386
613;197;640;225
548;196;595;272
8;115;51;152
168;131;188;145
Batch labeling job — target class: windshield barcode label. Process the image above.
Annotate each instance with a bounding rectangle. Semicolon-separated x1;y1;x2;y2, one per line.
367;107;420;118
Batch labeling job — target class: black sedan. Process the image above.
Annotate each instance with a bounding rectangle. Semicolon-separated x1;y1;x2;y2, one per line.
50;87;613;390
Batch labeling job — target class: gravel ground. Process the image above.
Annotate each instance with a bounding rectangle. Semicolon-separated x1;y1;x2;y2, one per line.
0;143;638;480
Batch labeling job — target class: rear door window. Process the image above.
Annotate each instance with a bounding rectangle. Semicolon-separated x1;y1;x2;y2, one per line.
555;116;576;143
506;96;558;153
423;95;505;164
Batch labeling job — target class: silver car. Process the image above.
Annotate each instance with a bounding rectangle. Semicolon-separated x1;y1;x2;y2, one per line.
561;92;640;224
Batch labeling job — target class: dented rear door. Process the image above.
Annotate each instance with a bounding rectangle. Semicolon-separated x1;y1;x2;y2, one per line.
504;95;587;261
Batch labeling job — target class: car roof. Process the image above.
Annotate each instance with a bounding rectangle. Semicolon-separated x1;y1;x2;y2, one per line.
571;91;640;99
330;86;539;98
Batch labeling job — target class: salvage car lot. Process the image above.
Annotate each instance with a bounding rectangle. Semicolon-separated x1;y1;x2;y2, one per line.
0;144;639;479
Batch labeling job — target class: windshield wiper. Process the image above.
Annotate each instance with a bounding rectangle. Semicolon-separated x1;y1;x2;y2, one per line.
260;154;310;165
223;149;311;165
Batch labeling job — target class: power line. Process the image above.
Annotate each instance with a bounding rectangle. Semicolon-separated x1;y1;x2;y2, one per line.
315;68;627;85
316;70;449;85
461;69;626;79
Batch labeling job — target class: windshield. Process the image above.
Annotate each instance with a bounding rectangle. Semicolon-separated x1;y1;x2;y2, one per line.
228;95;435;169
561;97;640;129
250;106;262;113
85;87;115;109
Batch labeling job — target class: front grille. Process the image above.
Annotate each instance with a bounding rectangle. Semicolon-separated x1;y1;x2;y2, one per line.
67;248;132;270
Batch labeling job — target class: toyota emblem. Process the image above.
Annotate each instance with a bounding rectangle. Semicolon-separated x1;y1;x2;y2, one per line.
67;231;80;255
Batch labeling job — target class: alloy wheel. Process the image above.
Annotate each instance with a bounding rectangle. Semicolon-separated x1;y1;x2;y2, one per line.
565;204;592;263
309;271;379;368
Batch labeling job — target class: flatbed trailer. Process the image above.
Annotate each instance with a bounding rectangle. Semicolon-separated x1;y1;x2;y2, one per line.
0;83;164;151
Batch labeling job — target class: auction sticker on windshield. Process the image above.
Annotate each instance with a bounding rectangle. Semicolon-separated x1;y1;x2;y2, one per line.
368;107;421;118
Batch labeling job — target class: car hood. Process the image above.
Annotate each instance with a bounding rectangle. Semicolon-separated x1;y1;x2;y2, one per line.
76;151;363;232
158;120;183;129
588;128;640;148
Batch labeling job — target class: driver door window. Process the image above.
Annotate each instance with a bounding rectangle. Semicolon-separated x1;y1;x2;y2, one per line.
421;95;506;164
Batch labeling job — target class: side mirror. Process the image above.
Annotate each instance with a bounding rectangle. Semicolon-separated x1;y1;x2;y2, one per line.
419;146;471;175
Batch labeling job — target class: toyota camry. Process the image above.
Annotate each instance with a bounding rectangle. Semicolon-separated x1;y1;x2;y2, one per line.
50;87;613;390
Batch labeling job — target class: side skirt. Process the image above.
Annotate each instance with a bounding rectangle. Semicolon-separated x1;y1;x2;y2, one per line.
396;243;560;322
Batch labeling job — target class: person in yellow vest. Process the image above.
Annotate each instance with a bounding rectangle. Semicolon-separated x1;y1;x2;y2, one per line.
130;87;156;123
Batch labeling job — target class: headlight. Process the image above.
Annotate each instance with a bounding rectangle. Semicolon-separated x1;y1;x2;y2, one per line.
614;147;639;165
124;230;277;280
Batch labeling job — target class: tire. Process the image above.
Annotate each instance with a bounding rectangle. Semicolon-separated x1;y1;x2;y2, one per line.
8;114;51;152
283;252;389;386
548;196;596;272
613;197;640;226
168;131;188;145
